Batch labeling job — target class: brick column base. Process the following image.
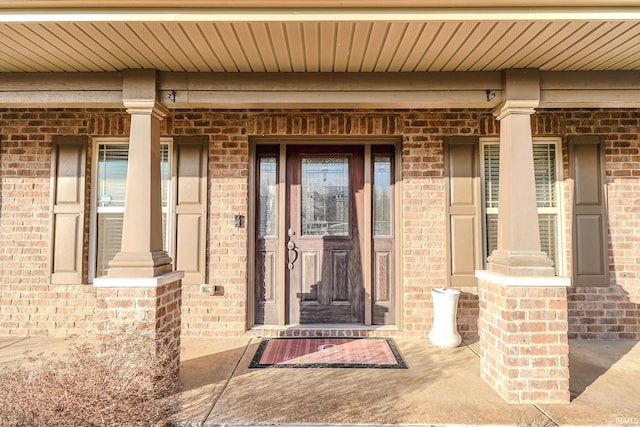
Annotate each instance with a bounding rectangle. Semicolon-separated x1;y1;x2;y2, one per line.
477;271;571;403
94;272;183;376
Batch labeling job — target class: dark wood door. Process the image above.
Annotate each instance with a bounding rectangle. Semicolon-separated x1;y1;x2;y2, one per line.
286;145;365;324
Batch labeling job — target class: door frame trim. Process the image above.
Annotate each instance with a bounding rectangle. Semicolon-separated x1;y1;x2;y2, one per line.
364;144;372;325
248;136;402;328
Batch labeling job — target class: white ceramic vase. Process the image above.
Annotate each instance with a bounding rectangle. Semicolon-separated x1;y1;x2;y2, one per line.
429;288;462;348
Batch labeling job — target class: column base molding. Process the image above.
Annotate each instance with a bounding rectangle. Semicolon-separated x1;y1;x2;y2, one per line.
487;249;555;277
108;250;173;278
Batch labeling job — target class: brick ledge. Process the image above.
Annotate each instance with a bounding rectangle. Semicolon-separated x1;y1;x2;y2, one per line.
475;270;570;287
93;271;184;288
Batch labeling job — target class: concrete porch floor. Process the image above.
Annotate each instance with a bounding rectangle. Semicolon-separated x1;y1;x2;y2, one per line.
1;336;639;426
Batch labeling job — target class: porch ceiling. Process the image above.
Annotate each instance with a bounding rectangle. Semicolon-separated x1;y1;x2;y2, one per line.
1;6;640;73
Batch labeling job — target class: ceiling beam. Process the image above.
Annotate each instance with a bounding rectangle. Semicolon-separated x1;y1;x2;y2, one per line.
0;72;122;107
1;71;640;109
159;72;503;108
539;70;640;108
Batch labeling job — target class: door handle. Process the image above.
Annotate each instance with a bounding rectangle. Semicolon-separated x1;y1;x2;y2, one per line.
287;228;298;270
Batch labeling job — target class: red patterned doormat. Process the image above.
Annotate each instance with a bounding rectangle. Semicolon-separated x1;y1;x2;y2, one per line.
249;337;406;369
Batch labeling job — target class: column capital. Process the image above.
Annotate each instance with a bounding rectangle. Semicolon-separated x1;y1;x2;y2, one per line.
492;99;539;120
122;99;168;120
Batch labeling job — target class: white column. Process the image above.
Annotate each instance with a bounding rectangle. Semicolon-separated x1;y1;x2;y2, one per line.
477;70;568;406
487;100;554;277
108;70;172;278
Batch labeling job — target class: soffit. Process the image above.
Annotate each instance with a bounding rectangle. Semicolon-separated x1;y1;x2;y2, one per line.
0;8;639;72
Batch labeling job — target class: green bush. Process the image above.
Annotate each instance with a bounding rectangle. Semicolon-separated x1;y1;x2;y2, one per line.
0;329;180;427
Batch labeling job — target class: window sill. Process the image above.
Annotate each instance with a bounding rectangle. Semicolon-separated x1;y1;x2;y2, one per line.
93;271;184;288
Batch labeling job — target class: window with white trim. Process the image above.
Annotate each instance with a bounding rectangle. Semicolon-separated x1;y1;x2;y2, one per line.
90;138;172;279
481;137;564;275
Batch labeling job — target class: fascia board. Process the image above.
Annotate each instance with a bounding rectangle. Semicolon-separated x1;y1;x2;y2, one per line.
1;0;640;8
1;7;640;23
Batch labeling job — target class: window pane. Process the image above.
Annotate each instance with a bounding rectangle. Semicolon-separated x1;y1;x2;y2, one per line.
485;144;557;208
486;213;498;259
483;142;559;273
97;145;128;208
486;213;557;273
96;213;123;277
160;145;169;253
160;145;169;208
539;214;557;272
301;157;349;236
534;144;556;208
97;213;166;277
95;143;170;278
258;157;277;237
374;156;392;236
483;144;500;208
162;212;167;254
98;144;169;208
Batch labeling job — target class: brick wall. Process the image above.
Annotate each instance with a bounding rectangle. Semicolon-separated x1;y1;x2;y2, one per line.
0;109;96;336
536;110;640;339
95;277;182;373
484;109;640;339
401;110;489;338
170;111;250;337
95;281;181;335
566;111;640;339
479;279;570;403
0;108;638;339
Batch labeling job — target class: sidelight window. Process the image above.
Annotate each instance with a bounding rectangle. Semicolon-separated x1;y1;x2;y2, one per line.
373;155;392;236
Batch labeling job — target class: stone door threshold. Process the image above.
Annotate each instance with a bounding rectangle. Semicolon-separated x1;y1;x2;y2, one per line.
249;324;401;338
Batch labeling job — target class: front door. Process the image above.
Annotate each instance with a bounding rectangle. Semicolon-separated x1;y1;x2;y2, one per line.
253;141;396;327
286;145;365;324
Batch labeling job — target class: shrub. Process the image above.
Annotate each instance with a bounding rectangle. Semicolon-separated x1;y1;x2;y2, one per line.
0;328;180;427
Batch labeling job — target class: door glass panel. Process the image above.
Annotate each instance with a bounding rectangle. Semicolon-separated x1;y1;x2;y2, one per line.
301;156;349;236
374;155;392;236
258;157;277;237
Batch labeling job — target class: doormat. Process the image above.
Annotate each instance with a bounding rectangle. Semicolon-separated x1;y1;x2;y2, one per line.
249;337;406;369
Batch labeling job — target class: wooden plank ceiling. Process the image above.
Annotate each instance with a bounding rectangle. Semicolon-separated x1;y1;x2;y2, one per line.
0;19;639;73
